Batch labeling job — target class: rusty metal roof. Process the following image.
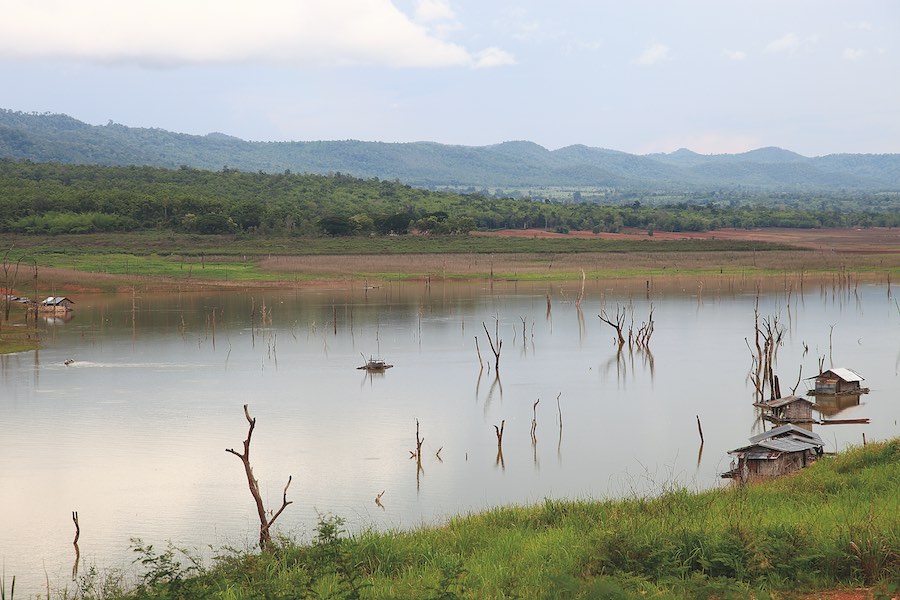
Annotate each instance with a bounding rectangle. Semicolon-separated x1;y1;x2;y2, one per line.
758;395;813;409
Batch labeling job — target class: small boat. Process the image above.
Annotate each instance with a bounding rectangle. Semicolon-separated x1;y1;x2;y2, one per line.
357;356;393;371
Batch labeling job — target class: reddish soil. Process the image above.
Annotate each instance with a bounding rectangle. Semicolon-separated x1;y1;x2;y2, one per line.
474;227;900;253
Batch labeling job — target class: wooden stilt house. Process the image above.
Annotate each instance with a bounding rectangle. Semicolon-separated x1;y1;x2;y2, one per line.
724;424;824;482
807;368;867;396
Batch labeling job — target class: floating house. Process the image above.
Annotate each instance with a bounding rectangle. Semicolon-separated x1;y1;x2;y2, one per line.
724;424;824;482
807;368;867;396
357;357;393;372
39;296;75;314
754;395;815;424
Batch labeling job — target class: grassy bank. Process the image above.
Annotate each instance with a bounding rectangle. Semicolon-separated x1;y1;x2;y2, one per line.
2;231;899;291
63;439;898;599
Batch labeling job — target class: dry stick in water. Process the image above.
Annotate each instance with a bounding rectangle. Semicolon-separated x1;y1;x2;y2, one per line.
482;321;502;371
226;404;293;551
474;336;485;371
494;419;506;468
696;415;704;444
531;399;540;443
72;510;81;579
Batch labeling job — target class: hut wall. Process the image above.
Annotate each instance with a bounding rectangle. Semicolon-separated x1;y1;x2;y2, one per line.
815;378;838;394
747;453;805;478
783;402;812;421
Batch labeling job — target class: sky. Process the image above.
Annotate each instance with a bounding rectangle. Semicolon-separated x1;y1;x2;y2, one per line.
0;0;898;156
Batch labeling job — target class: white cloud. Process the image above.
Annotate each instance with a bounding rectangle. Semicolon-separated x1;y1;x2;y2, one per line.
414;0;455;23
636;43;671;66
765;33;801;54
0;0;508;69
764;33;817;55
724;50;747;61
473;47;516;68
843;48;866;61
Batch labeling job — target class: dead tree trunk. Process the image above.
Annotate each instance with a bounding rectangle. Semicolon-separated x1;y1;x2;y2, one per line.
598;306;626;347
482;321;502;371
226;404;292;551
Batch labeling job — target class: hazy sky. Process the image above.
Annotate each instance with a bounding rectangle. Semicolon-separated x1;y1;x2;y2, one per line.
1;0;897;156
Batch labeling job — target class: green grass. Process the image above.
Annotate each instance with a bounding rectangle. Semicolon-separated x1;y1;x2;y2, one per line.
0;325;41;354
68;439;898;599
2;231;799;257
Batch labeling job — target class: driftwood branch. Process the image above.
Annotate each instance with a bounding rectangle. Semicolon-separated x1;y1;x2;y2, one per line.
226;404;292;551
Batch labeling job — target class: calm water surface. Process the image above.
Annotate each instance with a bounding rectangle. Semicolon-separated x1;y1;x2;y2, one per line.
2;279;898;595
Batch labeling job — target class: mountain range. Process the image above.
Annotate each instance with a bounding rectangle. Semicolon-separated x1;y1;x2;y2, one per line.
2;109;899;192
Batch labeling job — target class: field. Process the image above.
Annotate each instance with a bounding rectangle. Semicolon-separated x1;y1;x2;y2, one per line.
1;228;898;294
475;226;900;253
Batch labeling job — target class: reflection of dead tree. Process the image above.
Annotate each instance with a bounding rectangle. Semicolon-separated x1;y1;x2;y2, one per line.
556;393;563;461
225;404;293;551
410;419;425;489
519;316;528;352
482;321;502;371
483;372;503;416
494;420;506;469
576;269;586;308
72;511;80;579
474;336;485;372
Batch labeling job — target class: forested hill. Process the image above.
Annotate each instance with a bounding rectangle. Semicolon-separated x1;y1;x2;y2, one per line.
2;109;899;192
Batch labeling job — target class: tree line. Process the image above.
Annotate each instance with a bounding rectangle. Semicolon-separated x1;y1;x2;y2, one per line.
1;159;898;237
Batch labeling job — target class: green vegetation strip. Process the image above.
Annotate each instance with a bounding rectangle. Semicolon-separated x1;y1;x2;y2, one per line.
6;232;798;257
69;440;898;599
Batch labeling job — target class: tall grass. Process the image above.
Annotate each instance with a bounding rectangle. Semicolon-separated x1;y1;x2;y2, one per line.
68;439;898;599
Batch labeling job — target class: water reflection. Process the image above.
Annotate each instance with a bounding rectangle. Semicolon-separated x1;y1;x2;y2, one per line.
813;393;864;417
1;280;898;597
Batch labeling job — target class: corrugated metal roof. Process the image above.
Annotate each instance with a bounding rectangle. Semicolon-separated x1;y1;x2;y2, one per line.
41;296;73;305
760;395;812;408
758;438;820;452
807;367;864;382
827;368;864;382
748;424;822;445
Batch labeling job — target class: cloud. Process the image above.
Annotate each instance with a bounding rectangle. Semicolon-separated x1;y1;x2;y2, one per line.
764;33;817;55
0;0;509;69
414;0;455;23
765;33;801;54
724;50;747;61
843;48;866;61
636;43;671;66
473;47;516;68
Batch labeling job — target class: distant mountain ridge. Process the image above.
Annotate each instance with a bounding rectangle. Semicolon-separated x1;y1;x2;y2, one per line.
1;109;899;192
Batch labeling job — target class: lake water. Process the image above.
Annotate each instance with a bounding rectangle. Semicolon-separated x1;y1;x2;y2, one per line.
2;278;898;595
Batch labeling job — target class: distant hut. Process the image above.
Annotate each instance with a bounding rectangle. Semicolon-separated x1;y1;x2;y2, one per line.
808;368;867;396
754;395;815;424
39;296;75;314
725;424;824;482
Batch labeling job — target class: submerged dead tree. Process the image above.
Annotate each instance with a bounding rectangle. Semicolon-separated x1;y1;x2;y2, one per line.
598;306;627;348
226;404;293;551
482;321;503;371
746;300;786;402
